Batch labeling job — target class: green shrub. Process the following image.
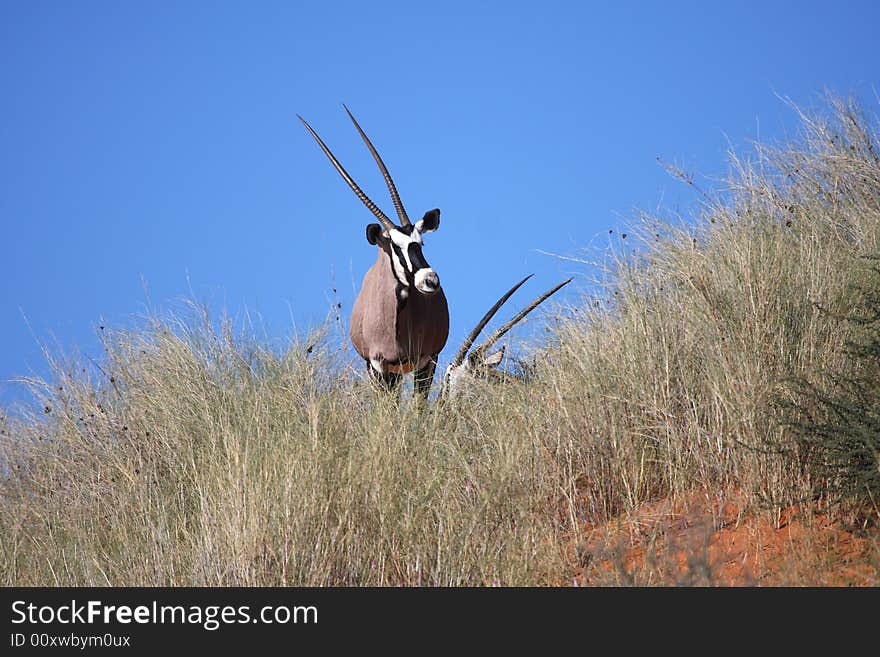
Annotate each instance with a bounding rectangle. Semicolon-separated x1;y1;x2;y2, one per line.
2;94;879;585
776;256;880;511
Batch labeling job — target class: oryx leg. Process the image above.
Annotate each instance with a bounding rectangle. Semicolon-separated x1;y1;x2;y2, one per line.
414;356;438;399
366;360;402;392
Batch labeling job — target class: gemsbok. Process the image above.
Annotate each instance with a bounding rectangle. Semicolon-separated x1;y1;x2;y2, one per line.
442;275;572;397
298;106;449;397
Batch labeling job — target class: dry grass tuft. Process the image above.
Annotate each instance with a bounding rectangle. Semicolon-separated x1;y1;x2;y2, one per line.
2;95;879;585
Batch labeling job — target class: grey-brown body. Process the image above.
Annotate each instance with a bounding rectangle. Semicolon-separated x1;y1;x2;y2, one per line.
351;248;449;375
299;106;450;396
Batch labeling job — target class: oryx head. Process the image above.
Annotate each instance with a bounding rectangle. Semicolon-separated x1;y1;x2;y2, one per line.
298;106;442;297
442;276;573;396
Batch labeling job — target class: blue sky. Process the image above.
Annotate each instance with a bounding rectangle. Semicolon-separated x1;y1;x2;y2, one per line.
1;1;878;404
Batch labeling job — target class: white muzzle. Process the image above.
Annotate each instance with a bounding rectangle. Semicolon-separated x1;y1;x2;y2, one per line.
414;268;440;295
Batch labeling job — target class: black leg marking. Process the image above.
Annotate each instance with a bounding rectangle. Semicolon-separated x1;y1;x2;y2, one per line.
414;356;437;400
366;360;402;393
382;371;402;391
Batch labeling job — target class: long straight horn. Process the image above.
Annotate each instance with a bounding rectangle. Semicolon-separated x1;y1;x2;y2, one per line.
468;278;573;365
297;114;395;231
343;104;411;226
450;274;533;368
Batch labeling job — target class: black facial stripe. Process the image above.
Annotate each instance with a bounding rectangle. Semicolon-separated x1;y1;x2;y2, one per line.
407;243;430;272
390;243;410;283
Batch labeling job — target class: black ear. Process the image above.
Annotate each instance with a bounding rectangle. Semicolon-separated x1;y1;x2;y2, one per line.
415;208;440;234
366;223;384;245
